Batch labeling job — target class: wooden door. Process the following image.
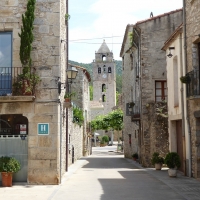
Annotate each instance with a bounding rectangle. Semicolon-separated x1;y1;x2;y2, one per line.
176;120;184;172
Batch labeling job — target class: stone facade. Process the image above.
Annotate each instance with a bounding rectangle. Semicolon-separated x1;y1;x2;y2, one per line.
70;64;91;157
185;0;200;178
162;25;187;174
0;0;70;184
120;9;183;166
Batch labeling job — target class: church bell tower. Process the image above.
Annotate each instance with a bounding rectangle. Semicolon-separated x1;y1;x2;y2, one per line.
92;40;116;114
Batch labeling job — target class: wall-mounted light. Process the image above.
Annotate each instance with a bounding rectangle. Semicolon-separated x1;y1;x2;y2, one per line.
66;65;78;84
167;47;175;58
58;66;78;94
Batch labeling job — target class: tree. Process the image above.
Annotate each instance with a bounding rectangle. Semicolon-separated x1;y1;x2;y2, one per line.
108;109;123;143
18;0;36;67
91;109;123;143
14;0;40;95
89;85;93;100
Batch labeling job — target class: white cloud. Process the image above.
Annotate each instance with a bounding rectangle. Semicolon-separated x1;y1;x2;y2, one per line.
69;0;183;63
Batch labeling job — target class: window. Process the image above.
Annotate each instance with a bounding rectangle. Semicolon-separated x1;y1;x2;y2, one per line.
130;54;133;70
0;32;12;67
155;81;167;102
102;84;106;92
102;55;106;61
108;67;111;73
102;94;106;102
0;32;12;96
0;114;28;136
103;65;106;72
98;67;101;73
173;57;178;107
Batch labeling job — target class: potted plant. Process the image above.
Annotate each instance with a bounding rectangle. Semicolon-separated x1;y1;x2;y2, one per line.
180;75;191;84
64;92;76;102
99;136;109;147
164;152;181;177
100;140;106;147
151;152;164;170
128;102;135;113
132;153;138;161
0;156;21;187
13;68;40;96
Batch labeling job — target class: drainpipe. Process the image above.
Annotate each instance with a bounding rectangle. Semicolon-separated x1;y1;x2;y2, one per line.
134;27;142;159
183;0;192;177
180;32;186;175
65;0;69;172
59;102;62;184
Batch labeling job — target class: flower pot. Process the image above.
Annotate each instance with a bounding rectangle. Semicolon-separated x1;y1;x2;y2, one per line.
64;98;71;103
22;80;32;95
155;163;162;170
132;157;137;161
1;172;13;187
168;168;177;177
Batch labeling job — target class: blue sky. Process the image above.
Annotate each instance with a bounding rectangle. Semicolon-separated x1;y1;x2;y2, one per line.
69;0;183;63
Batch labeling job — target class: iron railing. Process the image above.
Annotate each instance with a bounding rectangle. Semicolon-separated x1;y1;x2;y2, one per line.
0;67;33;96
126;101;140;120
186;70;200;98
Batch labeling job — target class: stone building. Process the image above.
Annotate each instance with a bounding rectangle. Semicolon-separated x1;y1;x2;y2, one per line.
120;9;183;166
0;0;83;184
68;64;91;158
162;24;186;173
183;0;200;178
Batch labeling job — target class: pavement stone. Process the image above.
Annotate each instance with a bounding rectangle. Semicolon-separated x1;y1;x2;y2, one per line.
1;146;200;200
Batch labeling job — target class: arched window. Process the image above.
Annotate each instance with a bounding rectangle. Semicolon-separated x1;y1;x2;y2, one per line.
102;55;106;61
102;94;106;102
0;114;28;136
102;84;106;92
98;67;101;73
108;67;111;73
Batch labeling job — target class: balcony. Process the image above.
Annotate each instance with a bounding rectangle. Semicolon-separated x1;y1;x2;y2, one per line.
0;67;35;102
186;70;200;99
126;101;140;121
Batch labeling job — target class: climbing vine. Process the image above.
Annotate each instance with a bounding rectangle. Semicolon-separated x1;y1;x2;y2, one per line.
73;107;84;126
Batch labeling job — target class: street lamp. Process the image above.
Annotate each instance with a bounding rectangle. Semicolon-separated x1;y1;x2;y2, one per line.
66;65;78;84
167;47;175;58
58;65;78;94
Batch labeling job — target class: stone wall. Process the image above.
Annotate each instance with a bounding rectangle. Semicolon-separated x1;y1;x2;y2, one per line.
68;107;83;166
0;0;67;184
185;0;200;178
137;10;182;167
121;25;140;159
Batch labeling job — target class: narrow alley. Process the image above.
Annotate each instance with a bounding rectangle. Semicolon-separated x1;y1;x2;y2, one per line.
2;145;200;200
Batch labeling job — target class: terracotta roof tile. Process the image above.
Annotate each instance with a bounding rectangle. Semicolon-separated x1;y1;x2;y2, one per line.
136;8;183;25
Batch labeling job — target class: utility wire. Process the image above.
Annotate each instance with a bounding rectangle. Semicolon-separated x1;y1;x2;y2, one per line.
69;36;123;42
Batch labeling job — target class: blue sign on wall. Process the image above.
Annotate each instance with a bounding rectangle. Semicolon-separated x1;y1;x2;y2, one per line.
38;123;49;135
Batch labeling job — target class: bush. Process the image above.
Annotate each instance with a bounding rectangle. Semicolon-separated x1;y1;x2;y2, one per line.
151;152;164;165
101;135;109;143
132;153;138;159
0;156;21;173
165;152;181;169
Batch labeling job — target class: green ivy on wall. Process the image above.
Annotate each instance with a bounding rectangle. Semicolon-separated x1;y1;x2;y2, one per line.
73;107;84;126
